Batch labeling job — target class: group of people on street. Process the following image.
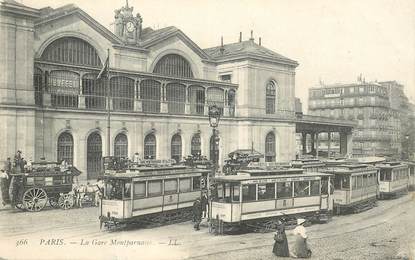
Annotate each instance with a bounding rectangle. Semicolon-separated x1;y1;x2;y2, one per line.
273;218;312;258
1;151;27;207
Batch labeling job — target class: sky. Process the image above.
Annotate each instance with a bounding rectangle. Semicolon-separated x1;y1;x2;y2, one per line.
21;0;415;110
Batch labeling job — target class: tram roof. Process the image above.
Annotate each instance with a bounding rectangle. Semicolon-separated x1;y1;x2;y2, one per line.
321;164;378;175
213;171;332;182
376;161;408;169
102;166;210;179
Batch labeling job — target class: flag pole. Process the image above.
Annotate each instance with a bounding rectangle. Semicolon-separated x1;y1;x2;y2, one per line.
106;48;111;157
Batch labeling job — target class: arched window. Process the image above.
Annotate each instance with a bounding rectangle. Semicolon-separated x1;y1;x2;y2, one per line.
34;67;43;106
57;132;74;165
191;134;201;156
166;83;186;114
228;89;236;117
48;70;80;108
144;134;156;159
114;133;128;158
110;76;134;111
189;85;205;115
140;79;161;113
87;132;102;179
153;54;193;78
41;37;101;67
265;132;276;162
82;73;105;110
207;87;224;115
171;134;182;163
266;81;276;114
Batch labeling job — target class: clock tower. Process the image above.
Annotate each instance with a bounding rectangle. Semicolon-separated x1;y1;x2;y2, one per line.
113;0;143;45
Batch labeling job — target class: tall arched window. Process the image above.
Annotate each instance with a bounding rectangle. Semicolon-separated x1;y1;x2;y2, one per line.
110;76;134;111
57;132;74;165
140;79;161;113
41;37;102;67
34;67;43;106
265;132;276;162
189;85;205;115
166;83;186;114
144;134;156;159
114;133;128;158
153;54;194;78
87;132;102;179
82;73;105;110
191;134;201;156
266;81;276;114
171;134;182;163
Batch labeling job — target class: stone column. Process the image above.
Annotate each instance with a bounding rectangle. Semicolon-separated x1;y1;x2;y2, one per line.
316;133;320;158
340;132;347;156
327;132;332;157
302;132;307;155
311;132;316;155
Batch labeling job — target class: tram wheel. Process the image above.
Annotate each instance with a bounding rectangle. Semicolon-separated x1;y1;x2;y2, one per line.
23;188;48;212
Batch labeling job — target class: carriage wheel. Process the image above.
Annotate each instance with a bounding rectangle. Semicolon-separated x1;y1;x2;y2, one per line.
22;188;48;212
49;196;60;208
58;194;74;210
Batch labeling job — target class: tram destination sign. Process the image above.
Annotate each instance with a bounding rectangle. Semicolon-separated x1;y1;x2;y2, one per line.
242;176;320;184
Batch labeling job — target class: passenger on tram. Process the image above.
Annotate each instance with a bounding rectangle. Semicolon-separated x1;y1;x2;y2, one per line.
292;219;312;258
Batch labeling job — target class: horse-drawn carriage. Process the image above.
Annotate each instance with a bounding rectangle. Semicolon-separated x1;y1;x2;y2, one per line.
9;161;81;211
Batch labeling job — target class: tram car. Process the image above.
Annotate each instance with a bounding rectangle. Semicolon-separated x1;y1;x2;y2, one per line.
407;161;415;191
210;166;333;233
99;161;210;229
291;157;327;173
8;160;81;211
321;164;379;214
222;149;264;175
377;161;409;199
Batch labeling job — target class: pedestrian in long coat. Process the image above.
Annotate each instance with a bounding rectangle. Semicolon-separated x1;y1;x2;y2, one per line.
292;219;312;258
192;198;202;230
272;220;289;257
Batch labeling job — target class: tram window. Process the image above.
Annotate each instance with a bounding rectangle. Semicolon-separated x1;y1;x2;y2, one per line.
224;183;232;202
164;179;178;195
258;183;275;200
148;180;162;196
341;176;350;189
105;179;123;200
124;182;131;199
192;176;201;190
385;172;391;181
310;180;320;196
334;176;341;189
215;183;224;201
232;185;240;202
321;178;328;195
242;184;257;202
294;181;310;197
352;176;357;189
179;178;191;192
362;175;368;187
133;182;146;198
277;182;292;199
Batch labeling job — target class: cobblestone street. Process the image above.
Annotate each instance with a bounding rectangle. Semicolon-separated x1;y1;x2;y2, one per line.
0;193;414;260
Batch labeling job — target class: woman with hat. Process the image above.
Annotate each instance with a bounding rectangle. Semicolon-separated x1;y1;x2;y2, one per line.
292;218;312;258
272;219;289;257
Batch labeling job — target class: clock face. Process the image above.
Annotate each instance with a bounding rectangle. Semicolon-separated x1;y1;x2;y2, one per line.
126;22;135;32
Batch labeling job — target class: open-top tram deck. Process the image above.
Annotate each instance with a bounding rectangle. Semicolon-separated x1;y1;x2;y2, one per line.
210;167;333;234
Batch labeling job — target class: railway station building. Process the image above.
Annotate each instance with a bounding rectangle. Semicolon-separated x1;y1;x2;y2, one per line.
0;1;354;180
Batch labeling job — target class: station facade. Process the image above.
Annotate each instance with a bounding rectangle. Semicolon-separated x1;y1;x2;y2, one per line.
1;1;299;180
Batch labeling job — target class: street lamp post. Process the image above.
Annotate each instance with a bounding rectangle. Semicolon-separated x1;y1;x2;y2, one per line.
208;105;221;176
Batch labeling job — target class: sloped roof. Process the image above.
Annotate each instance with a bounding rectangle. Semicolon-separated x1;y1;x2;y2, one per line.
204;40;298;66
35;4;123;45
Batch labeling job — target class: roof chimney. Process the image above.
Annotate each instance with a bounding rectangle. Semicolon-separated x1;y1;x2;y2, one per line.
239;32;242;42
220;36;225;54
249;30;254;41
259;37;262;46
